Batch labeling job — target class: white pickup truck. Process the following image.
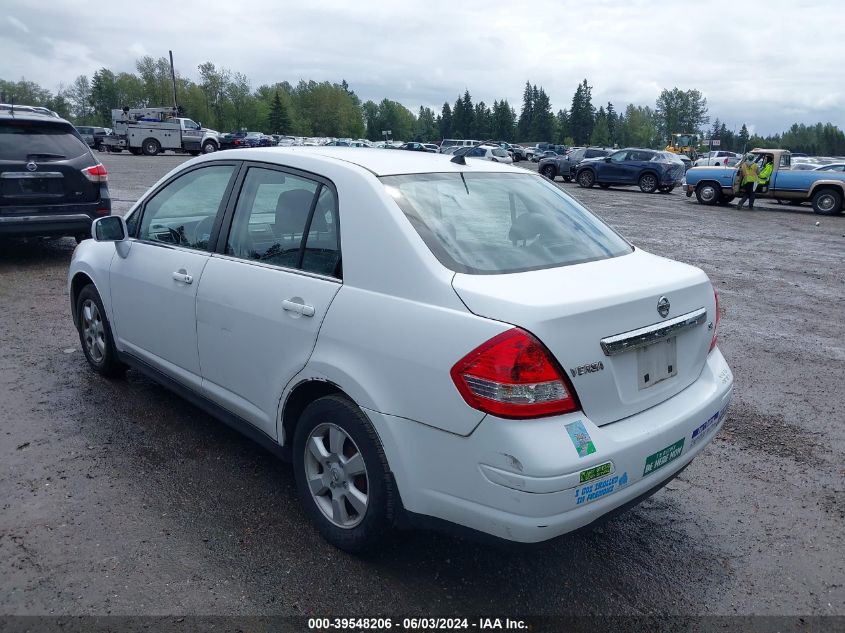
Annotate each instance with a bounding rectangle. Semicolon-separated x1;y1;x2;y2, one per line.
102;108;219;156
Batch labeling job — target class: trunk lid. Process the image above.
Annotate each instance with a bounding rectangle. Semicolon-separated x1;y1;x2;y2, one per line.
452;249;716;425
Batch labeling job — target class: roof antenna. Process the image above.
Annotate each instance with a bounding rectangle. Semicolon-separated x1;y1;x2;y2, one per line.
450;139;499;165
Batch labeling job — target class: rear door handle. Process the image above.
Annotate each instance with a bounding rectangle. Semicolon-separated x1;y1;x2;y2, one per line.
172;270;193;284
282;299;315;317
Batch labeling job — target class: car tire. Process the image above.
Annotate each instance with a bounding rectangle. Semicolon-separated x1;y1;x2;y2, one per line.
811;188;843;215
695;182;720;205
142;138;161;156
563;176;572;183
202;140;217;154
658;185;675;194
293;395;395;553
541;165;557;180
577;170;595;188
76;284;126;378
638;173;658;193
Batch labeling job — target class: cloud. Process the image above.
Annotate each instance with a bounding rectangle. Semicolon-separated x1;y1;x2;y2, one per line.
7;15;29;33
1;0;843;135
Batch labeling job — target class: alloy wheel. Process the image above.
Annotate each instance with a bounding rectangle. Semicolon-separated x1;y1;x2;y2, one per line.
81;299;106;363
303;423;369;529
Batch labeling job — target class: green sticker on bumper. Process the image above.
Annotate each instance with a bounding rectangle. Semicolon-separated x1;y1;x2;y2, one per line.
643;438;685;476
579;462;612;483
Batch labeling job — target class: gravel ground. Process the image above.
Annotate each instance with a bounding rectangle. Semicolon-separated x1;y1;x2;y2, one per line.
0;151;843;617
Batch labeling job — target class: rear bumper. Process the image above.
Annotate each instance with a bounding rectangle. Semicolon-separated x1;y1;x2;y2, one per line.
368;349;733;543
0;201;110;238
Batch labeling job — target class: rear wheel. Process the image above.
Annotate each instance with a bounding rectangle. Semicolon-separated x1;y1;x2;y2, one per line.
293;395;395;552
202;140;217;154
541;165;557;180
811;188;843;215
76;285;126;378
695;182;720;205
563;176;572;183
577;169;595;188
142;138;161;156
638;173;658;193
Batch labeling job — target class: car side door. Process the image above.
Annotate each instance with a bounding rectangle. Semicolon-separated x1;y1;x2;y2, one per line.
110;162;240;389
195;163;342;438
600;150;630;183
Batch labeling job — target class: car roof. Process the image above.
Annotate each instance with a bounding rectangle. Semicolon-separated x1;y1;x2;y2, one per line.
0;110;73;125
210;146;520;176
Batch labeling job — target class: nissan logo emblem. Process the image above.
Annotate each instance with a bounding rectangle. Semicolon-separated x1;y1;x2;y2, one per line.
657;296;670;318
26;161;37;172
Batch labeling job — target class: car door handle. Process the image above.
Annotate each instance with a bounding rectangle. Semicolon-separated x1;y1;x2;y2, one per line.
172;270;193;284
282;299;315;317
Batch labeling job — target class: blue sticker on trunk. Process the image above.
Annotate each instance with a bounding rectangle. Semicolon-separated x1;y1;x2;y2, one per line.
565;420;596;458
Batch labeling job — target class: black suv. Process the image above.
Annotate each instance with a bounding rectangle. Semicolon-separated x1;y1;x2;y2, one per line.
538;147;612;181
1;108;111;242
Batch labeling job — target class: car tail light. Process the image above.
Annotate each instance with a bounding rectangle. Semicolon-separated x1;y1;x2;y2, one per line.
233;139;240;146
709;289;720;352
450;328;580;419
82;164;108;183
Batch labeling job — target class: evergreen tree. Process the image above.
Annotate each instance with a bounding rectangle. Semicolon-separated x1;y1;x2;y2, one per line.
517;81;534;140
267;90;291;134
492;99;516;141
606;102;617;146
439;102;452;139
555;109;570;144
590;106;611;146
569;79;595;145
738;123;750;151
530;86;556;142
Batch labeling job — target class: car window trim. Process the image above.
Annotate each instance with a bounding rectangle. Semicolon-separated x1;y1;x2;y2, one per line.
214;160;342;278
131;160;244;253
209;252;342;284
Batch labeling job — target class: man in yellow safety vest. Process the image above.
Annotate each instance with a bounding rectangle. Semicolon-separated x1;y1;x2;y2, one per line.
736;156;760;210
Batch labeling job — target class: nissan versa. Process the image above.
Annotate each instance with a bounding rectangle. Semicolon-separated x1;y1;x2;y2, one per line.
68;148;733;551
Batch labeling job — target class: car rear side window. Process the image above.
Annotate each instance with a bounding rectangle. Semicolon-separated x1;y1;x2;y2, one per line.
0;121;90;161
226;167;341;277
382;172;632;275
139;165;236;251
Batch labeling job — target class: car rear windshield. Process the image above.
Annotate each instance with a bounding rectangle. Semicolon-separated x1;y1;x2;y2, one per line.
381;172;632;275
0;121;90;161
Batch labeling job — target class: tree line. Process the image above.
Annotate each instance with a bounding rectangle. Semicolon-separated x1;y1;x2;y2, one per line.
2;57;844;155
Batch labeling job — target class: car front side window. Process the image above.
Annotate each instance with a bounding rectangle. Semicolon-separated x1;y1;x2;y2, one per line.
138;165;236;251
609;151;628;162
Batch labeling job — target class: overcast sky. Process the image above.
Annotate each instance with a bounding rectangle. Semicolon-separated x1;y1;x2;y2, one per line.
3;0;844;135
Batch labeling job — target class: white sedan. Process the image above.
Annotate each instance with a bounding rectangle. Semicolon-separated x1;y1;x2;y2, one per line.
465;144;513;164
70;148;733;551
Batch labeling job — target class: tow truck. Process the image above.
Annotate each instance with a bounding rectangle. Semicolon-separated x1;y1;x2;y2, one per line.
102;107;219;156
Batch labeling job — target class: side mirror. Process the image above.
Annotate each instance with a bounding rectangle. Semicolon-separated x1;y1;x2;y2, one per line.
604;157;612;162
92;215;127;242
196;122;202;129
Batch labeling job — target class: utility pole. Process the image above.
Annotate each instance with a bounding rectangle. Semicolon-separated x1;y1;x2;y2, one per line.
169;50;178;113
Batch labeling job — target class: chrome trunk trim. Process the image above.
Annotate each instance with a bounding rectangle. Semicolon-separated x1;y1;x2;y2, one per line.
600;307;707;356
